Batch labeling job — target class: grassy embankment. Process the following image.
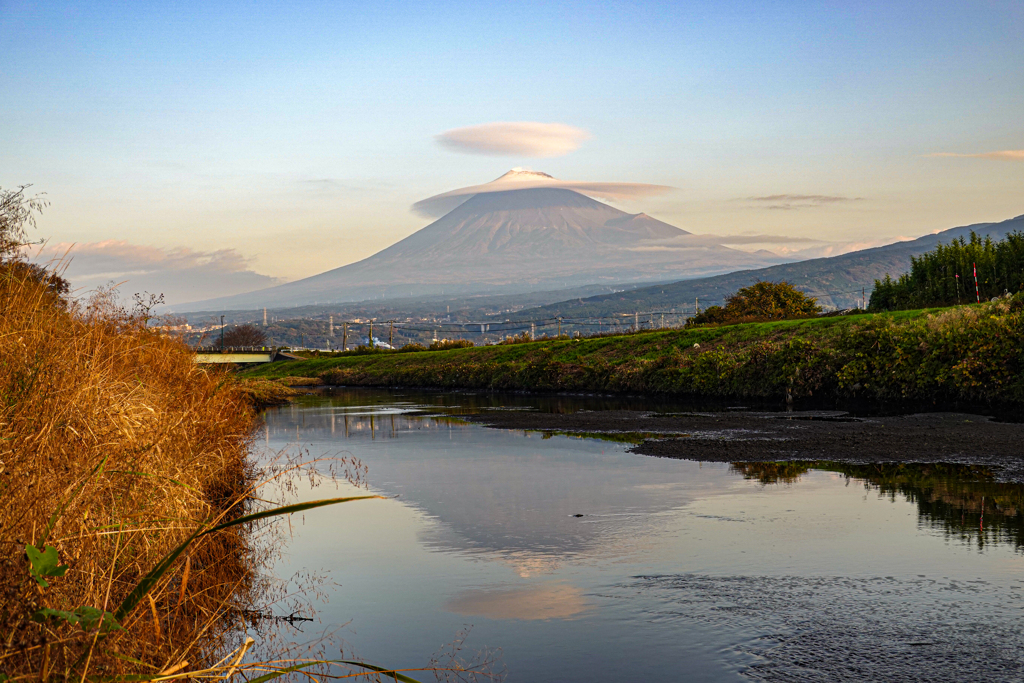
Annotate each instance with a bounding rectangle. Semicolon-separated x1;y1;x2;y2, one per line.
242;300;1024;408
0;270;325;680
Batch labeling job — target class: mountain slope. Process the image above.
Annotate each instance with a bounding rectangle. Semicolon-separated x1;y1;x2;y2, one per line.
504;214;1024;318
176;185;781;311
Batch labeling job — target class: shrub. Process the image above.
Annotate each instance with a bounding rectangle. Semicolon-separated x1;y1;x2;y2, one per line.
344;344;388;355
688;282;820;326
687;305;727;326
498;332;533;345
429;339;474;350
723;281;821;320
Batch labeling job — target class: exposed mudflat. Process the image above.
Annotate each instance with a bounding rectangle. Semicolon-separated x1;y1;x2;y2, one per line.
459;409;1024;481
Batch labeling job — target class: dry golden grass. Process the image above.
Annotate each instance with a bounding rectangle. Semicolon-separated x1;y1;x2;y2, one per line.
0;267;263;680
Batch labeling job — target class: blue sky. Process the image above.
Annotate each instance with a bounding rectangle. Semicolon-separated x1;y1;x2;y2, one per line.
2;0;1022;302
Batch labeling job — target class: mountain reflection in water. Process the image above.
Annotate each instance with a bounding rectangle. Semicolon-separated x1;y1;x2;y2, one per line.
264;389;1024;683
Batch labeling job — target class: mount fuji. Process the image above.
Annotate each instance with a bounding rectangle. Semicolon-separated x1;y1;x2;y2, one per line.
177;170;783;311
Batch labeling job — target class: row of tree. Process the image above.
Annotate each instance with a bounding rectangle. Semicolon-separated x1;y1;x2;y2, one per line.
869;231;1024;311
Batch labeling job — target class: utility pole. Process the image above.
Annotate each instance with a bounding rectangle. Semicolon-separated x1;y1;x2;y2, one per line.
343;322;348;351
695;298;700;315
661;313;665;328
389;320;394;348
862;288;865;310
369;321;374;348
329;315;334;337
634;312;638;331
220;315;225;349
557;317;562;337
530;322;535;340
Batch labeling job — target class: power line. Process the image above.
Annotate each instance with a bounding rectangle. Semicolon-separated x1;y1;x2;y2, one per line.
250;284;876;340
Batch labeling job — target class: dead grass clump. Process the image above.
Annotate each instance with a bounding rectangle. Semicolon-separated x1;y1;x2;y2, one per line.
0;268;262;679
234;378;298;408
274;376;322;387
925;304;981;331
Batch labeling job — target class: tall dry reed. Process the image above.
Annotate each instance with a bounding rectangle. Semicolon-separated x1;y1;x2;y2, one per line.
0;267;263;679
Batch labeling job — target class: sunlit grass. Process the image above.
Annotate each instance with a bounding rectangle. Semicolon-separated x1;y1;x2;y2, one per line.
240;301;1022;408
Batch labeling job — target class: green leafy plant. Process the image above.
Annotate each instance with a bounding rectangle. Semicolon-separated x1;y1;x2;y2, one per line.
114;495;378;623
31;606;122;634
25;544;68;588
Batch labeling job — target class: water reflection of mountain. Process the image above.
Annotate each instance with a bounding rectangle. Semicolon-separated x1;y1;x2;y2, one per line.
267;391;1024;567
731;462;1024;550
265;396;738;569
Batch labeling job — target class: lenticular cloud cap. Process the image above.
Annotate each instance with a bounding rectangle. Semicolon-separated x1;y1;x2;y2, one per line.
412;169;674;217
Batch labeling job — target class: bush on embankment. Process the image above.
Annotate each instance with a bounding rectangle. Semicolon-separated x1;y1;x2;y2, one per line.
1;268;263;678
241;298;1024;407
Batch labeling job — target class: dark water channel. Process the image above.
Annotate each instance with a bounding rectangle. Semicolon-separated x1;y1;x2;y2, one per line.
263;388;1024;682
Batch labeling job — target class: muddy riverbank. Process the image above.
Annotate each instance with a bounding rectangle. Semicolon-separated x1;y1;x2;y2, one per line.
459;409;1024;481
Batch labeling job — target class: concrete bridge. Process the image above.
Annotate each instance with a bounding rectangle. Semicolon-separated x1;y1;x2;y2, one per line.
193;347;300;364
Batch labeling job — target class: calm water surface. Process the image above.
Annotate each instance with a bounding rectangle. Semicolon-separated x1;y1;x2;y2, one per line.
262;389;1024;682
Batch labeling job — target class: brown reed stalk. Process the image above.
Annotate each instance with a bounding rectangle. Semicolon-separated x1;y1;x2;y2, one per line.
0;266;265;679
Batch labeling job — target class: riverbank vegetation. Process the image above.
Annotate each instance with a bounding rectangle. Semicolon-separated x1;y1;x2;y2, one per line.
0;263;272;678
242;297;1024;408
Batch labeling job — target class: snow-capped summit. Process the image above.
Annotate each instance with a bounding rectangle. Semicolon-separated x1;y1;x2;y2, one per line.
493;168;557;183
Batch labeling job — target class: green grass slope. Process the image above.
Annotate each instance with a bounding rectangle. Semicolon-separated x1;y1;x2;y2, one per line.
242;300;1024;408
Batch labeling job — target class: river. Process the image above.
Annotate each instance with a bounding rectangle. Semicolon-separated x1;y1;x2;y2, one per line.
261;388;1024;682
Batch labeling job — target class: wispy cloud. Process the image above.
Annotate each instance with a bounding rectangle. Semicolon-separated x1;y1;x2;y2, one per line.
928;150;1024;161
437;122;591;157
746;194;863;211
31;241;283;306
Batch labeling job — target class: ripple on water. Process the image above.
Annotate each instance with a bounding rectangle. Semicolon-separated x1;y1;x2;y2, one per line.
620;574;1024;682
